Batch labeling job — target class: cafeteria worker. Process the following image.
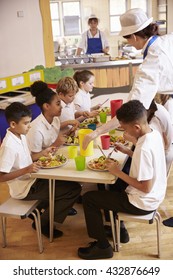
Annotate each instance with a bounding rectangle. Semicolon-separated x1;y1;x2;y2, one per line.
82;8;173;149
75;14;109;55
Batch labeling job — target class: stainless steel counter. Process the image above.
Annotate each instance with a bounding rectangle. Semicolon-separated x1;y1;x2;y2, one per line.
56;58;143;70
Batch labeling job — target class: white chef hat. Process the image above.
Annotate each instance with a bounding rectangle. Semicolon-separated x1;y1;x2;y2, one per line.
119;8;153;36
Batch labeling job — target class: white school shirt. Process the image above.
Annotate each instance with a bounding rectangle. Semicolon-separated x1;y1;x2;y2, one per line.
74;88;91;112
0;130;36;199
126;129;167;211
155;103;173;147
59;100;76;122
128;33;173;109
27;113;60;152
77;29;109;54
164;97;173;126
150;111;173;173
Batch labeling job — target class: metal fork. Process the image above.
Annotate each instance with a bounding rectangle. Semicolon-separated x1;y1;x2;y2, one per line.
97;145;107;158
107;146;117;159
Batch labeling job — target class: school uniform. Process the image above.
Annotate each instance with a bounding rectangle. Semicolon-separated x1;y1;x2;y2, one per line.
27;114;81;226
82;129;167;241
59;100;76;122
164;97;173;126
154;103;173;172
74;88;91;112
27;113;60;152
0;130;36;199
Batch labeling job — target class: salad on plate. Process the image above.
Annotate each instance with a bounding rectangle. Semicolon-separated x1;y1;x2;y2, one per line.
38;153;67;168
87;156;119;171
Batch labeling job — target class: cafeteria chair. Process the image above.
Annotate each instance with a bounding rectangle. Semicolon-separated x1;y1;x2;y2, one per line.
109;210;161;258
0;198;43;253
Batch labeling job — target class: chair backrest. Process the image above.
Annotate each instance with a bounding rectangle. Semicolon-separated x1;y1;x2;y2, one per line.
0;198;40;219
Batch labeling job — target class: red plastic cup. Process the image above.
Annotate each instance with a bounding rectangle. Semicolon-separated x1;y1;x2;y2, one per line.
100;135;110;150
110;99;123;118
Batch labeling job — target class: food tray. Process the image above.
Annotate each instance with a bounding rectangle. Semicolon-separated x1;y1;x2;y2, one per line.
92;56;110;63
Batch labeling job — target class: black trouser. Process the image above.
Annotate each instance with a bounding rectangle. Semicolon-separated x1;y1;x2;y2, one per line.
23;179;81;227
82;189;154;242
99;155;132;221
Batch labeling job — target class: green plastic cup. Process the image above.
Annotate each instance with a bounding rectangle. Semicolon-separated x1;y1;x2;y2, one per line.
99;112;107;123
75;156;86;171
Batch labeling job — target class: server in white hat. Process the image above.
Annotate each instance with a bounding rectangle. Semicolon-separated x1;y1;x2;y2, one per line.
76;15;109;55
119;8;173;110
81;8;173;153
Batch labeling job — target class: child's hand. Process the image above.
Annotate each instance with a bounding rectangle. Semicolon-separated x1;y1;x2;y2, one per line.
42;146;57;157
88;110;99;117
56;133;66;146
82;111;90;118
68;120;79;130
114;143;130;154
105;159;120;176
92;104;101;110
27;162;41;173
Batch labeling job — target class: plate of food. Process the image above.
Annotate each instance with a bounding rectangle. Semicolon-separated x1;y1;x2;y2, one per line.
37;153;68;169
87;156;119;171
110;135;128;146
64;135;79;145
99;106;111;115
79;117;99;128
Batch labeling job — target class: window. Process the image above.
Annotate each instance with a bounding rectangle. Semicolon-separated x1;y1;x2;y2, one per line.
50;1;81;40
50;2;61;38
157;0;167;34
109;0;126;33
63;2;81;36
109;0;148;34
131;0;147;12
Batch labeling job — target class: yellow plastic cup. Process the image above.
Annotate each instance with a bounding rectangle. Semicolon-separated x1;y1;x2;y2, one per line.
78;129;94;156
68;146;78;159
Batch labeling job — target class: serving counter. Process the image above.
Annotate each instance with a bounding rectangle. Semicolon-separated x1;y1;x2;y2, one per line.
56;58;142;88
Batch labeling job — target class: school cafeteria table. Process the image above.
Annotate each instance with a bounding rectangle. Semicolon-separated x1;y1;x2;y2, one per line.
31;145;128;242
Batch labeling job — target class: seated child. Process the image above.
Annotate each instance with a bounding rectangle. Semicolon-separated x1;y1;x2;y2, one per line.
156;94;173;127
56;76;90;130
27;81;81;217
77;100;167;260
148;100;173;173
0;103;81;238
73;70;100;117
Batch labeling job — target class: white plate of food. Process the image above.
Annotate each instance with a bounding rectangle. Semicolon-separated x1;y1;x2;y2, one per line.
64;135;79;146
37;153;68;169
79;117;99;128
87;156;119;172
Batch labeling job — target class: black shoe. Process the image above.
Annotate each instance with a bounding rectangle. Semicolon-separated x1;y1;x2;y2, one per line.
78;241;113;260
32;222;63;238
163;217;173;227
68;208;77;216
104;225;129;243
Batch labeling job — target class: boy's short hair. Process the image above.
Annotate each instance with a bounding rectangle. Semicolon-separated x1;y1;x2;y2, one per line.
5;102;32;123
116;100;147;123
56;77;78;95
